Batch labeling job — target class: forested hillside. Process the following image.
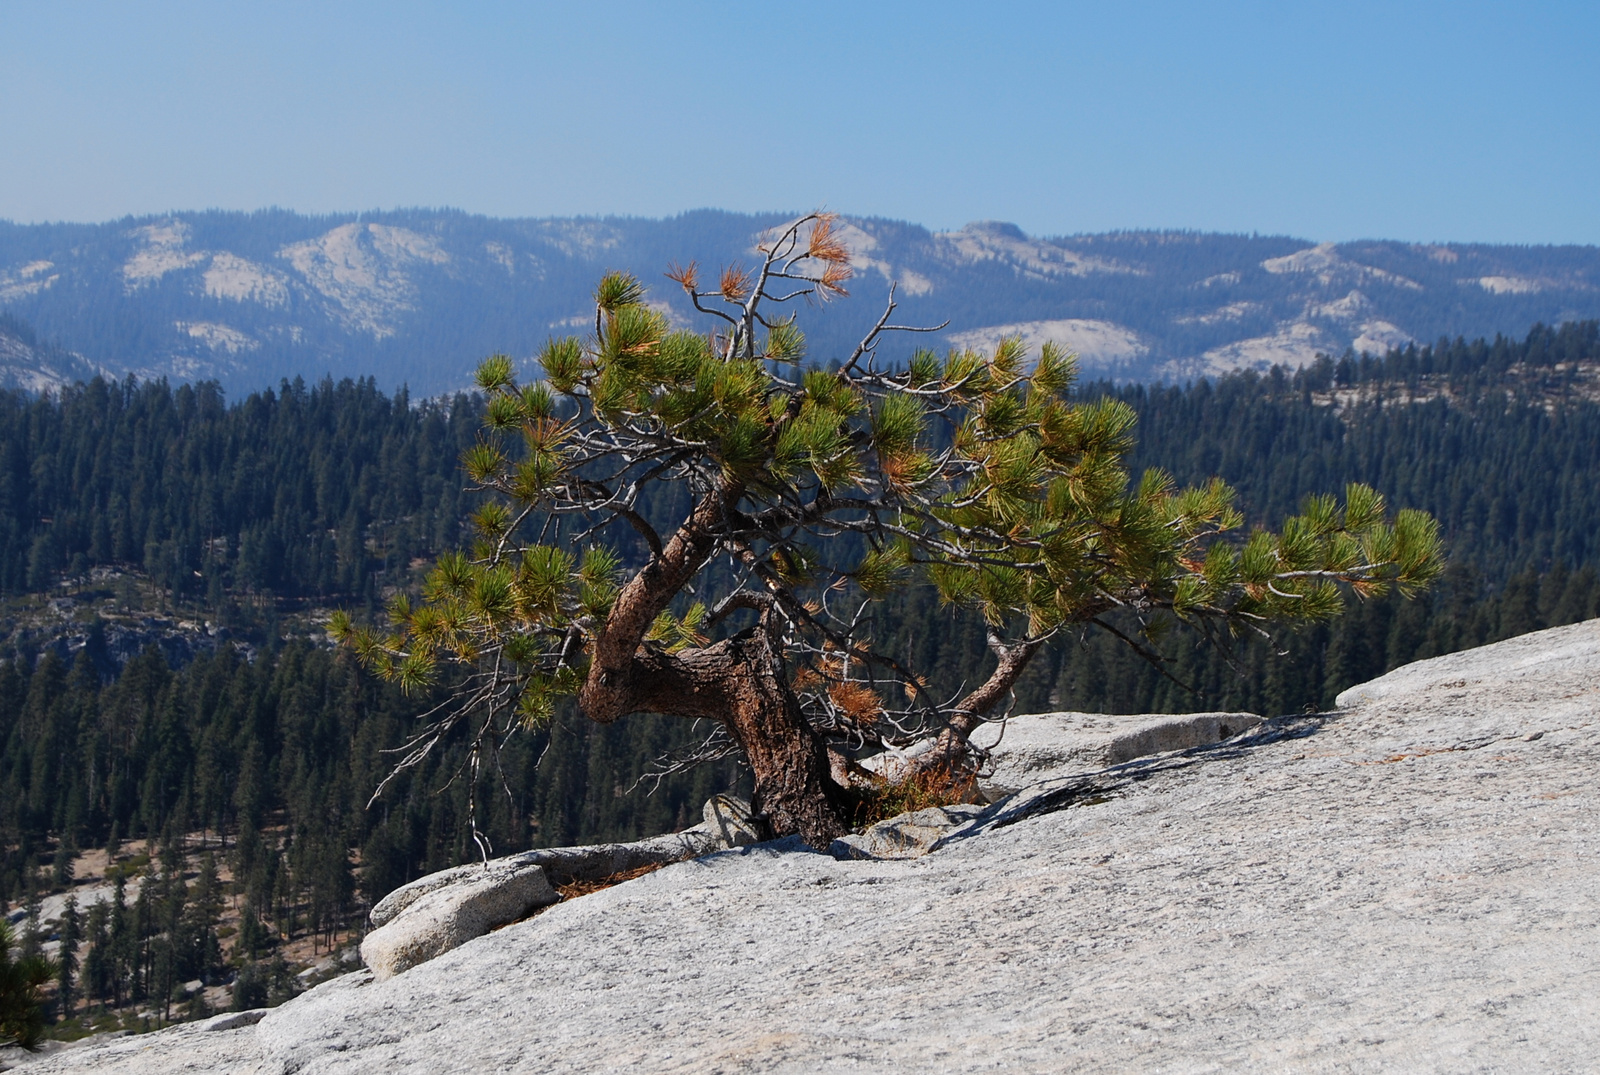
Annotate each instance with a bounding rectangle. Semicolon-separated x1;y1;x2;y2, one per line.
0;375;480;604
1;321;1598;1029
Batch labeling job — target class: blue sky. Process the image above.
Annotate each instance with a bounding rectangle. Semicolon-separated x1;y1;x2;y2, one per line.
2;1;1595;243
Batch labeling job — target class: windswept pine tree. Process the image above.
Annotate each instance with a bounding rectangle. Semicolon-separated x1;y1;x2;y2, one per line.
336;214;1445;847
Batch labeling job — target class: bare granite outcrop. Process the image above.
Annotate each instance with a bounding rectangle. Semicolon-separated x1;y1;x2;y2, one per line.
19;618;1600;1073
977;708;1262;793
360;865;558;982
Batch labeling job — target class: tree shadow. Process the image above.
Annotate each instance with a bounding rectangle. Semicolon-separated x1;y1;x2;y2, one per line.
959;712;1337;837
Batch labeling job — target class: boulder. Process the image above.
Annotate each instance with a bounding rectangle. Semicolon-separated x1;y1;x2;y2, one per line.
369;821;743;929
360;864;557;981
838;711;1261;859
830;803;991;860
361;796;764;979
978;708;1261;792
702;794;763;846
513;826;727;885
200;1009;266;1033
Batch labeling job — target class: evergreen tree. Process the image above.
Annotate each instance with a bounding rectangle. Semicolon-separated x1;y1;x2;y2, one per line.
81;899;111;1012
18;887;41;967
338;215;1444;846
0;920;51;1050
108;874;130;1008
178;853;224;986
234;900;268;965
55;894;81;1020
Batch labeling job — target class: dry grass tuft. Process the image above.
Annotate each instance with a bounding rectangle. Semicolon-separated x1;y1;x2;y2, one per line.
851;763;977;829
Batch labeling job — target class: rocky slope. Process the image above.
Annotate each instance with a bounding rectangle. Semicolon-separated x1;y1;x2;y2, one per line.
21;619;1600;1073
0;316;104;393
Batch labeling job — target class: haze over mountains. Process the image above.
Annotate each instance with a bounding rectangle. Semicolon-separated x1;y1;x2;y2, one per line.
2;208;1598;396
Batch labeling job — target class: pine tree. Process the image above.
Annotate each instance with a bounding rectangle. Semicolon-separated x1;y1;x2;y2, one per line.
0;919;51;1050
81;900;111;1011
154;837;187;1023
234;900;268;965
336;213;1445;847
55;894;81;1021
18;885;41;967
181;852;225;986
51;841;75;889
109;874;131;1007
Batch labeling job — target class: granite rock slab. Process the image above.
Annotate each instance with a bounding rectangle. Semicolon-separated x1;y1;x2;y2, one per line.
25;619;1600;1073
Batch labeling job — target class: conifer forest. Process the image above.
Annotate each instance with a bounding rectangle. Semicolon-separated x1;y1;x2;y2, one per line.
0;319;1597;1033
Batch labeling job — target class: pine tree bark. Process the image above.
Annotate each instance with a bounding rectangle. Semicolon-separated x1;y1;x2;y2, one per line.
578;481;850;847
585;631;850;847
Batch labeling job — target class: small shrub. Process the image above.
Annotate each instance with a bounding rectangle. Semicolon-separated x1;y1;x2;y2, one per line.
850;764;978;829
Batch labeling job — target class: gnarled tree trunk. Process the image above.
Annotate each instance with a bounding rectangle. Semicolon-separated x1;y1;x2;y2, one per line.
577;481;1045;846
586;629;851;847
578;482;850;847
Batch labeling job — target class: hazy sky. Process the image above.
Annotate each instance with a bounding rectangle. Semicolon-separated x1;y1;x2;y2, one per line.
2;1;1595;243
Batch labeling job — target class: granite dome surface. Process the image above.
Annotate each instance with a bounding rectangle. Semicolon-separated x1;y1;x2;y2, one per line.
21;619;1600;1074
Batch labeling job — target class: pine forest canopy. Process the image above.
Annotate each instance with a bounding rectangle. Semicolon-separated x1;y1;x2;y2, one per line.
335;214;1444;848
0;318;1590;614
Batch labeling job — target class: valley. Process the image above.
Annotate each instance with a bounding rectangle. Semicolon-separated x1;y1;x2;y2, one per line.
0;308;1596;1045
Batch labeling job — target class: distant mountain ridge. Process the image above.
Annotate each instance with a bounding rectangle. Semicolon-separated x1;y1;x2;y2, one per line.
2;208;1598;395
